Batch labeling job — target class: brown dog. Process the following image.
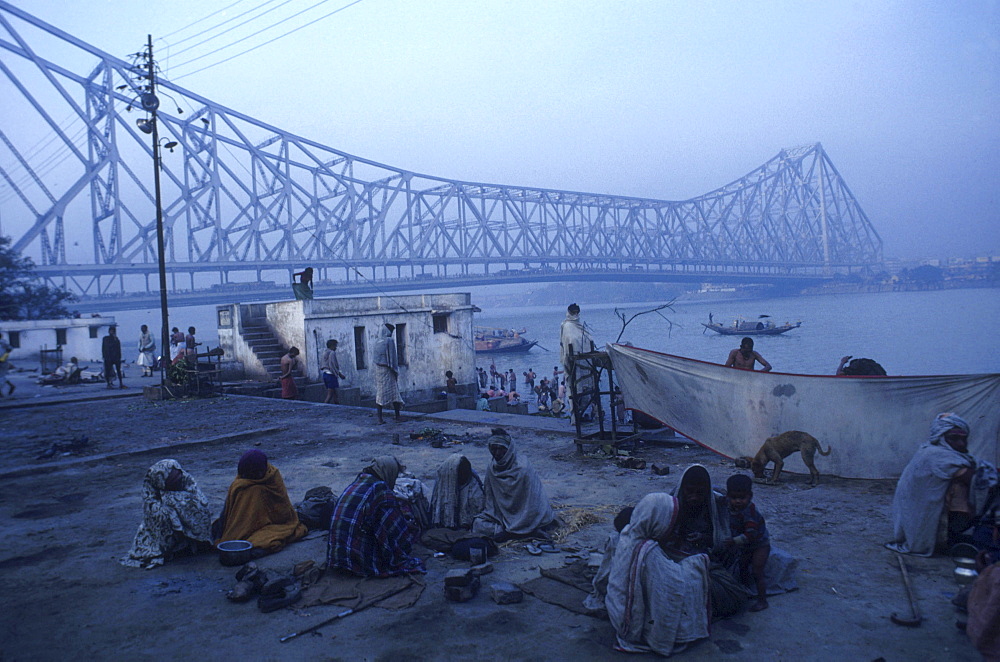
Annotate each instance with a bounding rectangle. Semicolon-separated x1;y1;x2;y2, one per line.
743;431;832;485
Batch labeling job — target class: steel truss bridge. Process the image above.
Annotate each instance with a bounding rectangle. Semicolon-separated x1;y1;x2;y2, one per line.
0;2;883;303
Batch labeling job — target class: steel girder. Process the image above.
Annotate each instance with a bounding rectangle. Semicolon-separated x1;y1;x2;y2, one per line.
0;3;882;298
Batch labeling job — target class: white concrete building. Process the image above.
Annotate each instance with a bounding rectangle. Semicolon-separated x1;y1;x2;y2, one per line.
217;293;477;400
0;316;117;368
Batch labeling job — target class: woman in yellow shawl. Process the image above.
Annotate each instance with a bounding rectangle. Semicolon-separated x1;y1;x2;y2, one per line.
213;450;307;553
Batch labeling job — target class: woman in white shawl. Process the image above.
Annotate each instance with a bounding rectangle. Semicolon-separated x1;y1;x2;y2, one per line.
886;412;981;556
430;454;484;529
606;493;711;657
472;429;555;540
121;459;213;569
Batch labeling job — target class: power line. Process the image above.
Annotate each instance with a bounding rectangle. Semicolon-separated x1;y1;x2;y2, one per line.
166;0;292;56
160;0;251;40
170;0;365;81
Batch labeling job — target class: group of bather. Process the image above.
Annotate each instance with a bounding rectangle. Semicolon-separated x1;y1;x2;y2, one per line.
121;427;556;578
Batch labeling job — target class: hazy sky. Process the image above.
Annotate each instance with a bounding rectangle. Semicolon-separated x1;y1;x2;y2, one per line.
4;0;999;259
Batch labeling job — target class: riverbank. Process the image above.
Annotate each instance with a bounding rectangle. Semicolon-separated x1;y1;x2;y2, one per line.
1;386;977;661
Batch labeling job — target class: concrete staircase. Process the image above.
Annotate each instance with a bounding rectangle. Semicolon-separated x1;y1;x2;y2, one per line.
240;320;285;379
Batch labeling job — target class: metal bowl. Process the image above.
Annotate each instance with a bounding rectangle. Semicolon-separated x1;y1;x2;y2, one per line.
217;539;255;567
954;567;979;586
954;556;977;571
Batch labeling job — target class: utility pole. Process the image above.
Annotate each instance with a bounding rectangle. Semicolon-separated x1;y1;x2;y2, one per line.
142;35;171;388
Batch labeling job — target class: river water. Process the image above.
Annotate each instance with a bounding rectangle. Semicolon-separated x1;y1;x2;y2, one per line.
107;288;998;380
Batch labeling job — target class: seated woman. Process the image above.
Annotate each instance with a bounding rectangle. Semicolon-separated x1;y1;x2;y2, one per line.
665;464;749;618
121;459;213;569
887;413;983;556
327;456;425;577
472;428;555;540
605;493;711;657
212;450;307;554
430;454;485;529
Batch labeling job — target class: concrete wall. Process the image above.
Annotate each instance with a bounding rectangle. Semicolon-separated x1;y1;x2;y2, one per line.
218;294;478;401
0;317;117;366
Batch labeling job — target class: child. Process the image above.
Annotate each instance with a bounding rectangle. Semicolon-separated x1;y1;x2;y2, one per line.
444;370;458;394
724;473;771;612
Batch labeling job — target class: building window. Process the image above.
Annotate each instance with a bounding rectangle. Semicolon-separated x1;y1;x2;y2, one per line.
8;330;20;348
432;314;449;334
89;326;99;338
395;323;407;366
55;328;68;345
353;326;366;370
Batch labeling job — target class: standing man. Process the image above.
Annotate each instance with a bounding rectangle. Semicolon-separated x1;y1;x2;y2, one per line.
560;303;596;424
374;323;403;424
279;347;300;400
102;325;126;389
185;326;201;359
137;324;156;377
725;337;772;372
0;332;14;397
321;339;347;404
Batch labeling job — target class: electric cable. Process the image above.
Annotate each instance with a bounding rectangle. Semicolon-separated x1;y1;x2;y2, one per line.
160;0;254;41
165;0;293;57
170;0;365;81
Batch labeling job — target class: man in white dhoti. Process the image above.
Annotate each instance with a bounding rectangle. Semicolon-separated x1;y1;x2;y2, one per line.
374;323;404;424
559;303;597;424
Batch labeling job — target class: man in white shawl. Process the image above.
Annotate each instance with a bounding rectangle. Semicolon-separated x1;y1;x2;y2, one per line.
121;459;213;569
886;412;981;556
472;428;555;540
559;303;597;425
373;323;404;424
606;493;711;657
430;454;485;529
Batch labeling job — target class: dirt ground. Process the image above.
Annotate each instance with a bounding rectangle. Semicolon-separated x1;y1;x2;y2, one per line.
0;372;978;661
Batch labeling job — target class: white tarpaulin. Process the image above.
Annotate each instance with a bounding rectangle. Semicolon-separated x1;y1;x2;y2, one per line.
608;344;1000;479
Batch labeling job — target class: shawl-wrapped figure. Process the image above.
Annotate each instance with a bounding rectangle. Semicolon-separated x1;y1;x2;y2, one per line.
472;429;555;539
606;493;711;657
430;454;485;529
121;459;213;569
374;325;404;408
559;303;597;423
213;450;307;552
886;413;980;556
327;456;425;577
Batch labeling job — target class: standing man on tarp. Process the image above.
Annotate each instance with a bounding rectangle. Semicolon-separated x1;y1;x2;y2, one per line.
560;303;597;425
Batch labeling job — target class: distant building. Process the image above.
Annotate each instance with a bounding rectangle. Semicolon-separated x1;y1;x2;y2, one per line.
0;317;117;367
217;293;477;401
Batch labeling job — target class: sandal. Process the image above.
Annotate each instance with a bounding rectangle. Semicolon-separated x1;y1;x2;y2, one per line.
537;542;560;554
525;543;542;556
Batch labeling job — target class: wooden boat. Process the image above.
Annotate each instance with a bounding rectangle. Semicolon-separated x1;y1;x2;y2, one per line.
474;326;537;353
607;344;1000;479
702;314;801;336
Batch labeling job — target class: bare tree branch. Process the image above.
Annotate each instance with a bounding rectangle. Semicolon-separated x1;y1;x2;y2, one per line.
614;300;677;344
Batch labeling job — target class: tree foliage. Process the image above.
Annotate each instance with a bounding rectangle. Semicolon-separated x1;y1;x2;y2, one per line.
0;236;75;321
